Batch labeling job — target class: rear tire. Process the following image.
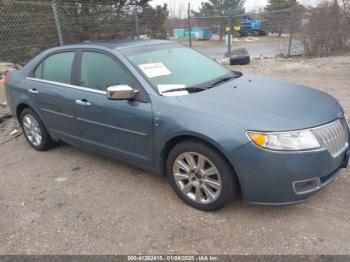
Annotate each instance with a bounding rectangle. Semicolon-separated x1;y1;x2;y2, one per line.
20;108;55;151
167;140;238;211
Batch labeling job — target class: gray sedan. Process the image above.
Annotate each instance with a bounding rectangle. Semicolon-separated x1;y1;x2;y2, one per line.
4;40;350;210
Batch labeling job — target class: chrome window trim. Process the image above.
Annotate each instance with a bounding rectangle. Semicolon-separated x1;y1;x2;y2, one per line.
26;77;106;95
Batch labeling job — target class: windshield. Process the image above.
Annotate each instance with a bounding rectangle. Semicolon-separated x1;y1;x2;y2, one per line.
121;44;232;96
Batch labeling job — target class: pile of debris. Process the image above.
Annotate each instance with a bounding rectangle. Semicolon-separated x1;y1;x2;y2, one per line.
0;102;21;145
0;63;22;145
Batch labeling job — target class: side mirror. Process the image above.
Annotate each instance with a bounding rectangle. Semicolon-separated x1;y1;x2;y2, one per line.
106;85;139;100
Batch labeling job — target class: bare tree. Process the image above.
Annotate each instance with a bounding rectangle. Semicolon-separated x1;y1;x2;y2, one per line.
299;0;349;56
164;0;187;36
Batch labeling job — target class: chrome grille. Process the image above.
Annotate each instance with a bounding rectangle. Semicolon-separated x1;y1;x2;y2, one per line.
312;119;349;158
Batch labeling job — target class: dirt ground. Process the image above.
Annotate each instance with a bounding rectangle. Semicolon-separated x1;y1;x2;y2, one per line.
0;57;349;255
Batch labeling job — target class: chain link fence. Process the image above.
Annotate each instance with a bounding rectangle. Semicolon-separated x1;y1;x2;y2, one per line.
0;0;166;65
170;2;350;59
0;0;59;65
0;0;349;65
185;9;300;59
55;0;136;45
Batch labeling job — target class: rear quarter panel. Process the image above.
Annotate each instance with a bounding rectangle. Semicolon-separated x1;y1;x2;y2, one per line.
5;70;51;137
5;48;61;121
5;70;32;118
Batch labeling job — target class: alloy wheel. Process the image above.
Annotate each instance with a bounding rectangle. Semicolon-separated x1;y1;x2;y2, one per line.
172;152;222;204
22;114;42;147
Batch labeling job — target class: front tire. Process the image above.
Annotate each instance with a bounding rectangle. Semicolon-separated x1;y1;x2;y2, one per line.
167;140;238;211
20;108;55;151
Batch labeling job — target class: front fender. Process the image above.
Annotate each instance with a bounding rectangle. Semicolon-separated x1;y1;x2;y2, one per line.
154;128;249;175
152;97;250;174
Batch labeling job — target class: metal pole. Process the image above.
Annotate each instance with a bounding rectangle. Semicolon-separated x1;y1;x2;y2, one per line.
134;0;140;39
188;3;192;48
227;9;233;58
52;0;63;46
287;2;297;57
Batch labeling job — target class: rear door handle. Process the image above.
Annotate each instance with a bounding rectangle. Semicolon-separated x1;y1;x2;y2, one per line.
28;88;39;95
75;99;91;107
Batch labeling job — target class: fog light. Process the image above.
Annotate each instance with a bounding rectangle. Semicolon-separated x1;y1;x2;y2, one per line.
293;178;321;195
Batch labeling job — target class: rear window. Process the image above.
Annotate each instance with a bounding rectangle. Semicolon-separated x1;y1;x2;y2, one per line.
35;52;75;84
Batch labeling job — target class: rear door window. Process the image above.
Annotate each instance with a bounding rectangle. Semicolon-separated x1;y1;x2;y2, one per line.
35;52;75;84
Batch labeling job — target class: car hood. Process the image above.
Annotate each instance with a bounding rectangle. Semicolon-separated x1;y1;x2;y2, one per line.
177;74;344;131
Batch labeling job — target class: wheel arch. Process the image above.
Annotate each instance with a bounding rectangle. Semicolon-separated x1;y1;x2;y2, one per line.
16;103;31;123
160;134;241;191
16;103;56;150
16;103;47;131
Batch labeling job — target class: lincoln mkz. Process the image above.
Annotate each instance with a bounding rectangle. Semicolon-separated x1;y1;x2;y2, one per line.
4;40;350;210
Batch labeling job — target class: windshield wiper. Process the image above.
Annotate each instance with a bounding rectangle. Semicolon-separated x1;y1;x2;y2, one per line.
161;86;208;94
161;71;242;94
210;71;243;87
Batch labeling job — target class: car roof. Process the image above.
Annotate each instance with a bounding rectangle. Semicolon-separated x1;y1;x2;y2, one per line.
57;39;173;50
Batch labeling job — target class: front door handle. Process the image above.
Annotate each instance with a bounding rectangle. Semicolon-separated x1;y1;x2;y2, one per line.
28;88;39;95
75;99;91;107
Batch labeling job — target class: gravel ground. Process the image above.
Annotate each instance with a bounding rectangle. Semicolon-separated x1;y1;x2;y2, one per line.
0;57;349;255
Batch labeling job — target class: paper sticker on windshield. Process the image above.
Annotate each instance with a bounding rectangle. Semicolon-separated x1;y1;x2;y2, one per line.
158;84;188;96
138;63;171;78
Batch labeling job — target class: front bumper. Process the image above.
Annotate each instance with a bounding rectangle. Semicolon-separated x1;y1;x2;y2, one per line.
230;143;349;205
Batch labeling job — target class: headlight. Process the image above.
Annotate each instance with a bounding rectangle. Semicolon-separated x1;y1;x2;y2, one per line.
247;130;320;151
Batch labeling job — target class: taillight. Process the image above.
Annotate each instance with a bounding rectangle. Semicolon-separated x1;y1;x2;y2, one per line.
3;74;10;87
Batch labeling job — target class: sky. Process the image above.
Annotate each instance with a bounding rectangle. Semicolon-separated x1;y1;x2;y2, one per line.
150;0;323;12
